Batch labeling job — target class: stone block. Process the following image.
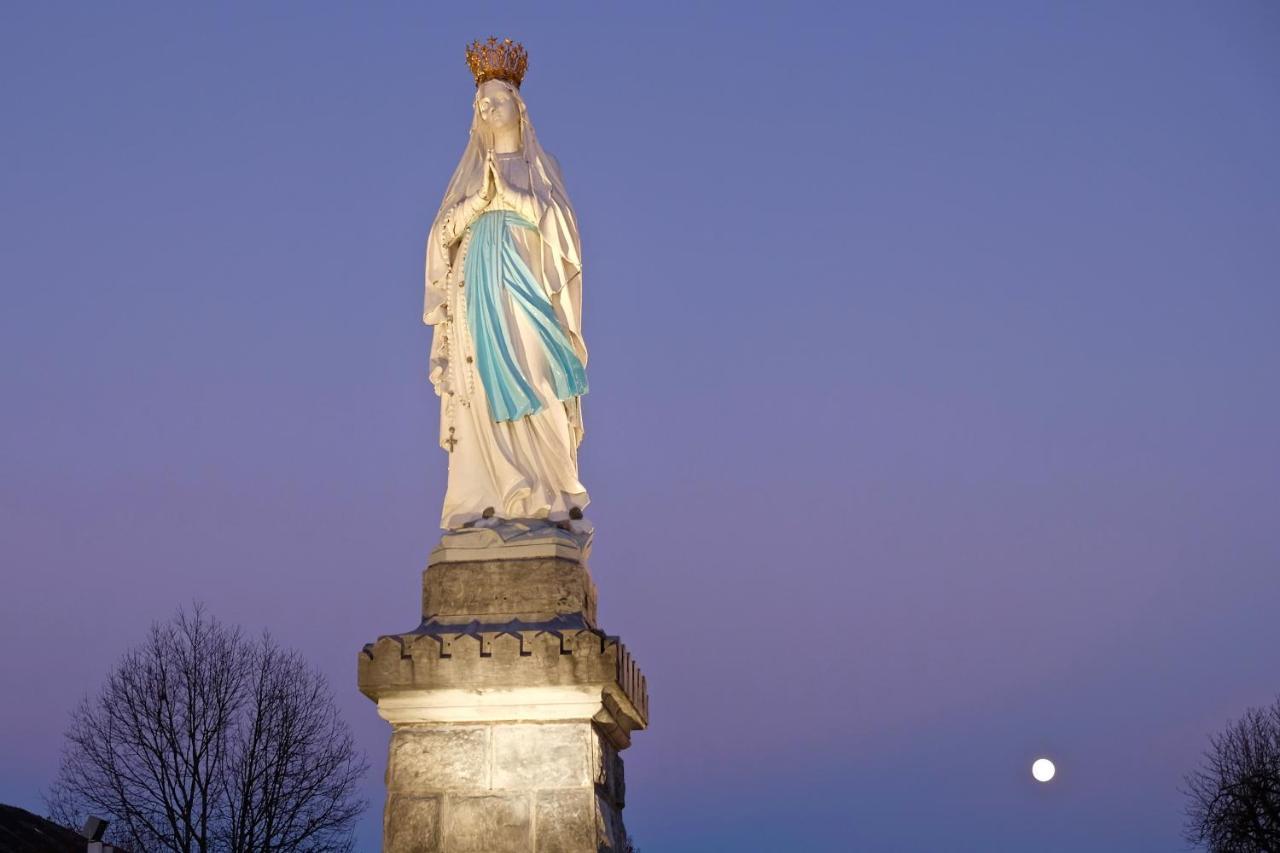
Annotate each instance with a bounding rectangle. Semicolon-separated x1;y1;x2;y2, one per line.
590;731;625;809
390;727;490;791
492;723;590;789
384;795;441;853
441;794;532;853
534;790;595;853
595;792;624;852
422;558;597;626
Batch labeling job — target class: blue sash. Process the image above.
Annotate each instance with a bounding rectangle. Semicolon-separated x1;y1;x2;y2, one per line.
464;210;588;422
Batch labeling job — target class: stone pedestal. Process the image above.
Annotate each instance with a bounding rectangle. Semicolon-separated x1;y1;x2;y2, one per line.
360;523;648;853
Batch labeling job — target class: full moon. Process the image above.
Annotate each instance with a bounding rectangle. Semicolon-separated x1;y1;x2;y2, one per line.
1031;758;1056;782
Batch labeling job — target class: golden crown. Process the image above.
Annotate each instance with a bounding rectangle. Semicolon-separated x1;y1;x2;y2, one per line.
465;37;528;89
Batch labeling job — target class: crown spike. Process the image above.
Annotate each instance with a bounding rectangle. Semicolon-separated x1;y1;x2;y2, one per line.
465;37;528;89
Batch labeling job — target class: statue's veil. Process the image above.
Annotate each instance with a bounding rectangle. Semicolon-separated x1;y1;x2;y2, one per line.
438;81;575;240
426;81;583;348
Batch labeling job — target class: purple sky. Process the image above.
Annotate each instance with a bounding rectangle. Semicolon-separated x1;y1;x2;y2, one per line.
2;3;1277;850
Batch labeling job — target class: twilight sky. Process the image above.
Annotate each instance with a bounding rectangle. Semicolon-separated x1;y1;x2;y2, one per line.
2;3;1278;850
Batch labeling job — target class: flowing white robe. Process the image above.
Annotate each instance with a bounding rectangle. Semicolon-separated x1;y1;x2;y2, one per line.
424;152;588;529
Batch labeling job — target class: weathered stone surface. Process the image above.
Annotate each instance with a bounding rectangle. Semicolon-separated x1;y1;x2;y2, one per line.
422;557;598;626
534;790;595;853
441;795;531;853
492;723;590;789
591;730;626;809
595;792;624;851
389;727;490;791
384;795;441;853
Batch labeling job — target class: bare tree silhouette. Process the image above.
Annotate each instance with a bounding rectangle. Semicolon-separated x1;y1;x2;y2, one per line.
1184;696;1280;852
47;605;367;853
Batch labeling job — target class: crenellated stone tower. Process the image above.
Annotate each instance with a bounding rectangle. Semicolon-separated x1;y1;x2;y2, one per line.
359;522;648;852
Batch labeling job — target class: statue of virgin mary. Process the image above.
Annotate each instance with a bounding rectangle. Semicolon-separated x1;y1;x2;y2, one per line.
423;38;589;530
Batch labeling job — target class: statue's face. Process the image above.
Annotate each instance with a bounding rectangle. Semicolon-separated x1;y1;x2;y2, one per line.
477;81;518;132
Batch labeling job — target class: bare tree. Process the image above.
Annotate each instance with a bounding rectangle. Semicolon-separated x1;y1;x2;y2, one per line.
47;605;367;853
1184;696;1280;852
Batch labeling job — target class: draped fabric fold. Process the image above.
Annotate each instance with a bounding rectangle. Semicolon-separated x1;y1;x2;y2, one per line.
466;210;588;422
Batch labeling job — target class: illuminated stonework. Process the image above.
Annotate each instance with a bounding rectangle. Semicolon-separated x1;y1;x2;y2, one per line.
359;541;647;851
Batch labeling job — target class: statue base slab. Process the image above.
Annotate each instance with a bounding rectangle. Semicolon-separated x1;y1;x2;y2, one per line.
429;519;593;564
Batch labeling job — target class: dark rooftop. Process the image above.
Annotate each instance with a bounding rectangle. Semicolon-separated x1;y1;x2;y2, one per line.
0;803;84;853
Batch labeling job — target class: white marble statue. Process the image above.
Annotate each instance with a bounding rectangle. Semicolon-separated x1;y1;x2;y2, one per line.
423;39;588;530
